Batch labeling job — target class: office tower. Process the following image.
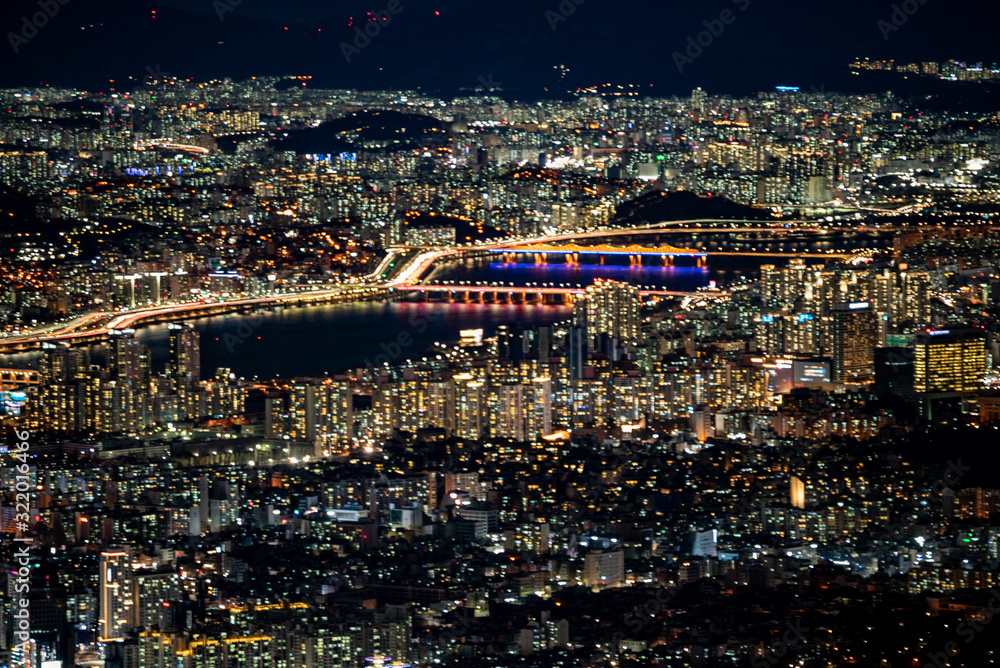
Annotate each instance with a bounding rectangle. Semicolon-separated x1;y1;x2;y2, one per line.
831;301;877;383
914;328;986;396
874;347;915;399
572;279;640;348
99;547;134;642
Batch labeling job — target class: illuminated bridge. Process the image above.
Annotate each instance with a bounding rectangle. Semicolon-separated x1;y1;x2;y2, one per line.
397;284;726;304
491;242;708;266
0;287;392;353
489;241;853;262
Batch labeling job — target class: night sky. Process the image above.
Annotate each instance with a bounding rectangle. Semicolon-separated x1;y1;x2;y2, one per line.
1;0;999;97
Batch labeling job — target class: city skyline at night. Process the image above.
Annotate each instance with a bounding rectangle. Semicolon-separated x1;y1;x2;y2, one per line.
4;2;1000;668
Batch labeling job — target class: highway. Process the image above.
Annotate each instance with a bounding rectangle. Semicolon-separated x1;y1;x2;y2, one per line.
0;286;390;353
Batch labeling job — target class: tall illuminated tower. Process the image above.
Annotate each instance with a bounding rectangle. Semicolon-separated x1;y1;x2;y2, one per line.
914;327;986;418
168;323;200;384
572;279;640;350
99;547;134;643
831;301;877;383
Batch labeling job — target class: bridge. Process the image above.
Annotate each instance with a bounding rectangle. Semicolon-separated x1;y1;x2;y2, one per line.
0;219;864;354
490;242;853;263
396;283;725;304
0;287;392;354
492;242;708;266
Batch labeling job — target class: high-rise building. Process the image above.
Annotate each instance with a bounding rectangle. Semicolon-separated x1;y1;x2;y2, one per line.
897;270;931;327
169;323;200;420
491;383;525;440
583;550;624;588
168;323;200;384
107;329;150;385
454;373;486;440
526;377;553;439
831;301;877;383
914;327;986;396
99;547;134;643
135;569;181;631
691;87;707;116
289;378;354;449
572;279;640;349
426;380;456;433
